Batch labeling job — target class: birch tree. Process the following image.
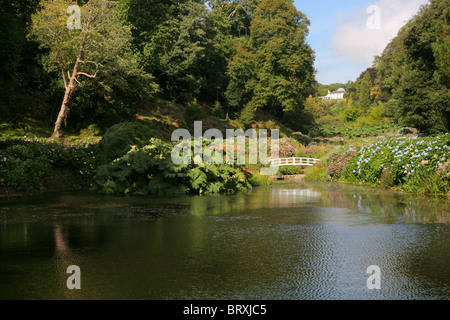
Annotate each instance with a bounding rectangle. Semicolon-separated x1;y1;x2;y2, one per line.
31;0;150;138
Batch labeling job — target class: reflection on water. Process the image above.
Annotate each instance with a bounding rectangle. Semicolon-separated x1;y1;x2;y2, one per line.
0;182;449;300
188;182;449;224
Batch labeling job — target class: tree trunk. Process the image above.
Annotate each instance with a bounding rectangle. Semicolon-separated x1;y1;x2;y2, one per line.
52;76;76;139
52;42;85;139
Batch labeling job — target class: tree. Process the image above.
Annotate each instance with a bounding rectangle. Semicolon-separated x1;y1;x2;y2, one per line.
304;95;324;123
375;0;450;133
226;0;315;123
225;41;257;113
31;0;151;138
0;0;40;122
432;8;450;88
208;0;261;37
120;0;215;101
314;83;329;97
357;71;373;111
159;1;210;100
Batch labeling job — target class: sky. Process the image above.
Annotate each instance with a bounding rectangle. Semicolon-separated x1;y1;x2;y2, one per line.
293;0;430;85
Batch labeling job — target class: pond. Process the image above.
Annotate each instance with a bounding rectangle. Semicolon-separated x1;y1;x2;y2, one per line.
0;182;449;300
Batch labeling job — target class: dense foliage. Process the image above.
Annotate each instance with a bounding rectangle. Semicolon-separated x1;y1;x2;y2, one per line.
374;0;450;133
308;124;402;139
93;138;252;195
1;0;450;197
0;0;41;123
97;121;154;161
0;0;316;135
0;138;101;192
314;134;450;195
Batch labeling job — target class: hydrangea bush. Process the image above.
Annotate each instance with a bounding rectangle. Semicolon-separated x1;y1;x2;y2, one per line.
0;138;102;192
339;135;450;194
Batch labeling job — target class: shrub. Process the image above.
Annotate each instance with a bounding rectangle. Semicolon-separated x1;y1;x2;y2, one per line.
80;124;102;137
0;139;102;193
339;135;450;194
279;138;298;157
93;138;252;196
307;124;402;139
184;99;208;129
279;166;303;175
344;107;362;122
304;163;327;181
97;122;154;162
211;101;225;118
239;103;256;130
0;157;52;192
379;168;394;188
325;149;357;181
247;169;271;186
316;115;344;126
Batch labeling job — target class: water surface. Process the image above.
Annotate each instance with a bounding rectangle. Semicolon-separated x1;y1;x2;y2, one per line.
0;182;449;300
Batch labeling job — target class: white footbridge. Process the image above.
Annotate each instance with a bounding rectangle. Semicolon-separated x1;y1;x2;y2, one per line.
268;157;321;167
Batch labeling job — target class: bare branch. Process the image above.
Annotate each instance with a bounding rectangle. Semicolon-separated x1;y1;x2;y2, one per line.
228;0;248;20
77;71;98;78
61;67;68;89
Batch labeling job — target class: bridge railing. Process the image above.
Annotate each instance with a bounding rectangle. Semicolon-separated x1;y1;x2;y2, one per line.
268;157;321;167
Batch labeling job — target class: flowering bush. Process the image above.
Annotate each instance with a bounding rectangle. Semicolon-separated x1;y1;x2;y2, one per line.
338;135;450;194
0;139;102;193
279;138;299;157
325;149;357;181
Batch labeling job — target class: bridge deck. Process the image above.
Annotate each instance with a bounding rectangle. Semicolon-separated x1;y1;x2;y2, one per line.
268;157;321;167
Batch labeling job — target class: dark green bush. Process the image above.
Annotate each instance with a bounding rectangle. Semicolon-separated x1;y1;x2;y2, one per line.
211;100;225;118
184;99;208;130
307;124;402;139
0;157;52;192
5;144;36;161
0;139;102;193
97;122;154;162
93;138;252;196
279;166;303;175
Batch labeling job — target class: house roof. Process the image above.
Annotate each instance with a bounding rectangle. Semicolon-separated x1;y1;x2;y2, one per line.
330;88;346;94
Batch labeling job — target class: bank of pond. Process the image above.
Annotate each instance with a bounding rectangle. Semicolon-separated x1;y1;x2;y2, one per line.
1;125;449;197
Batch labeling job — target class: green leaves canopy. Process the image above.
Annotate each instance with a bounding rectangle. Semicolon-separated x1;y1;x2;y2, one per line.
226;0;315;122
376;0;450;133
29;0;157;130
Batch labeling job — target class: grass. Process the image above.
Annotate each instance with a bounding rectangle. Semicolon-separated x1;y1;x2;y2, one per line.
0;121;102;146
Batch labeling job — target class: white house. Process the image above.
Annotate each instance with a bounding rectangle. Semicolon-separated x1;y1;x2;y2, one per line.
321;88;346;100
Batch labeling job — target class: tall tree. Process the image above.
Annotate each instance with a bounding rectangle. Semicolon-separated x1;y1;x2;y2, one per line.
357;71;373;111
30;0;151;138
226;0;315;124
0;0;40;122
432;7;450;88
376;0;450;133
120;0;212;101
159;1;210;100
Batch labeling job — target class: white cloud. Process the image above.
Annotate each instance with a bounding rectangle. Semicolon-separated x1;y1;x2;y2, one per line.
331;0;429;67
